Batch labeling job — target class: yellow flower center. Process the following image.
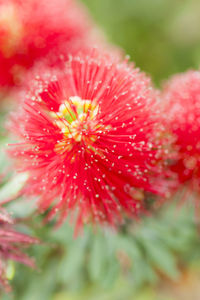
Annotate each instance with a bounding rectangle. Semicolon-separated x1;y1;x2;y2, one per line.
52;96;108;157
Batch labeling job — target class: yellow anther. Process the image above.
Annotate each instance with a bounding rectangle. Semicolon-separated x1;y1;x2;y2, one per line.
52;96;108;157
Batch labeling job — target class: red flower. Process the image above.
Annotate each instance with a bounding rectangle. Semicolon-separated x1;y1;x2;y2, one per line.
162;70;200;189
9;50;167;230
0;207;39;292
0;0;93;88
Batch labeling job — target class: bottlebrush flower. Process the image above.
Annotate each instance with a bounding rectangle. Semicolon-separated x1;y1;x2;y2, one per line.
0;207;39;292
9;50;167;230
162;70;200;189
0;0;93;88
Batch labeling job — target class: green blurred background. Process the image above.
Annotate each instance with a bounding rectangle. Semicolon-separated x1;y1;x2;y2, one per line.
82;0;200;85
2;0;200;299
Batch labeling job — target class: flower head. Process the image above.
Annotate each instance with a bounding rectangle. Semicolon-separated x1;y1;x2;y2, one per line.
162;70;200;188
0;207;38;292
9;50;167;230
0;0;93;87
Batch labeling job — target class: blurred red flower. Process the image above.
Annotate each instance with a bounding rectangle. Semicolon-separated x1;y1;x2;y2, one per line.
9;50;168;231
162;70;200;190
0;0;93;88
0;207;39;292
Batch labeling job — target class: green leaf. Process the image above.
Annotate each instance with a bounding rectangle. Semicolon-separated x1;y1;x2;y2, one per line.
0;173;28;203
141;240;179;279
88;234;106;281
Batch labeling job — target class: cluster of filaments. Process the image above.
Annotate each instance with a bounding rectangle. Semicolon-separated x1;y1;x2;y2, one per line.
51;96;108;158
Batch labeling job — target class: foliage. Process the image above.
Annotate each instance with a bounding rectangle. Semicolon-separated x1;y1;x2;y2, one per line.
1;192;200;299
